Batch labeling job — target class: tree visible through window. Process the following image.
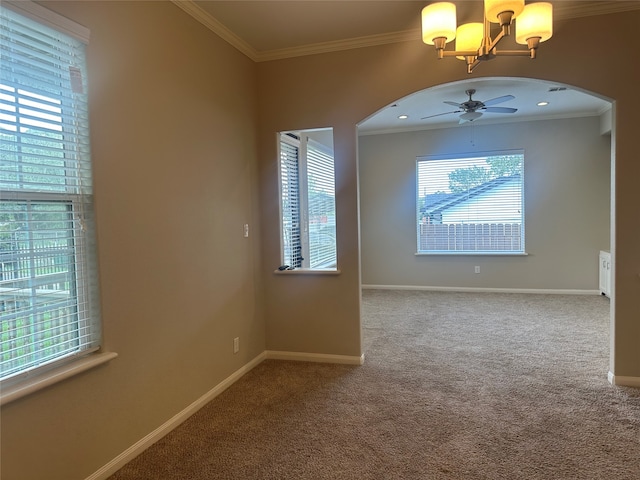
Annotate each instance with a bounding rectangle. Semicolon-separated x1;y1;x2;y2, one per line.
417;152;524;254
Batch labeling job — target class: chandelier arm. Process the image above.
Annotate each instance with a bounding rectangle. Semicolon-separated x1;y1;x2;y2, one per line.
441;50;478;58
494;49;537;58
485;28;507;54
468;58;481;74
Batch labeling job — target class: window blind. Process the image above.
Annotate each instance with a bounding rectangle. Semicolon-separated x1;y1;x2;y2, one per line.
306;140;336;268
417;153;524;254
279;138;302;268
0;4;101;382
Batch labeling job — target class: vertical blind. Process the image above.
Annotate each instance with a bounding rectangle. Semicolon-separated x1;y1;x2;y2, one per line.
417;153;524;254
0;4;101;381
279;137;302;268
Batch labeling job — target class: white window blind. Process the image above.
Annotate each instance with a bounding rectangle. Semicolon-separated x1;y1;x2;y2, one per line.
278;131;337;270
417;152;524;254
279;137;302;268
0;4;101;383
306;139;336;269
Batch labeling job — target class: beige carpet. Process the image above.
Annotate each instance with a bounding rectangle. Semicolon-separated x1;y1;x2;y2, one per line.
109;291;640;479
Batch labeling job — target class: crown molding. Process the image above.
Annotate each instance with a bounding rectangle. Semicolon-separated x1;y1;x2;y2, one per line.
170;0;259;61
172;0;640;63
554;1;640;20
171;0;418;62
254;29;419;62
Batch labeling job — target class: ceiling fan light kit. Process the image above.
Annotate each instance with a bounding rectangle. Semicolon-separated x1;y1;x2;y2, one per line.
421;0;553;74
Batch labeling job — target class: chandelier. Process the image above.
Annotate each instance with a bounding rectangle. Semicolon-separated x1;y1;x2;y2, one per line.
421;1;553;74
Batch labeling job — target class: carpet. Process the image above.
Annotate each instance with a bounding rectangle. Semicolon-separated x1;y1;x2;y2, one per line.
108;290;640;479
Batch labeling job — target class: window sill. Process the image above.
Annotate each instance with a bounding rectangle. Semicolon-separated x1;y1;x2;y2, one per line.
415;252;529;256
273;268;341;275
0;351;118;406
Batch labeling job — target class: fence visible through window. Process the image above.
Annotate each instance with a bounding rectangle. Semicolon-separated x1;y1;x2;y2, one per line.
419;222;522;252
0;201;80;378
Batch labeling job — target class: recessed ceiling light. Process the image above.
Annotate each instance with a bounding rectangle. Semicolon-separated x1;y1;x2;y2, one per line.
398;114;409;120
537;101;549;107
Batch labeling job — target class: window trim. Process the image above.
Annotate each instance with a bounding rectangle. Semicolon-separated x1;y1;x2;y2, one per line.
2;0;90;43
416;150;525;255
273;268;341;275
0;1;114;400
0;351;117;406
277;130;337;271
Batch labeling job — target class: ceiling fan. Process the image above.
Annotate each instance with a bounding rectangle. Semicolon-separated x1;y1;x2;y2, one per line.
422;88;517;123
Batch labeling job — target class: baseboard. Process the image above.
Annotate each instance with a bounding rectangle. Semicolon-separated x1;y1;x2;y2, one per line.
362;284;600;295
86;349;364;479
266;350;365;365
85;351;267;480
608;371;640;388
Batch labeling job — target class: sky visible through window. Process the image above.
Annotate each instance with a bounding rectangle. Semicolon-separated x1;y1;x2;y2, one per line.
0;85;62;133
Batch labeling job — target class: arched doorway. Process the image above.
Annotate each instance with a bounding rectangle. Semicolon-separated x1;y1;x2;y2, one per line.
357;77;613;375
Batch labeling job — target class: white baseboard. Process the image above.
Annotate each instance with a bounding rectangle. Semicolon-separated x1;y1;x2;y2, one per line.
608;371;640;388
362;284;601;295
86;349;364;479
266;350;365;365
85;352;267;480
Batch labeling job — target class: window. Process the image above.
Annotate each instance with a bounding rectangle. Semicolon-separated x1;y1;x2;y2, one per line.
417;152;524;254
278;130;337;270
0;3;101;385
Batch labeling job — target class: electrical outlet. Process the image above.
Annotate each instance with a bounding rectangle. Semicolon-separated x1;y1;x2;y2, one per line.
233;337;239;354
474;266;480;274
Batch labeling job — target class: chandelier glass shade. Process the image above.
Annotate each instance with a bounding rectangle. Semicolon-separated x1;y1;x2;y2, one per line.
421;2;457;45
485;0;524;23
516;2;553;44
421;1;553;73
455;22;483;60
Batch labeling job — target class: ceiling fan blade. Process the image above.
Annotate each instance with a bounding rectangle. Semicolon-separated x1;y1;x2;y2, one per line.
459;111;483;122
483;106;518;113
421;110;460;120
482;94;515;106
444;101;462;108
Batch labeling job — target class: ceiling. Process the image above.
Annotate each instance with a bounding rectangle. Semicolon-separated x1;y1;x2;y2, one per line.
177;1;635;132
187;1;640;59
357;77;611;134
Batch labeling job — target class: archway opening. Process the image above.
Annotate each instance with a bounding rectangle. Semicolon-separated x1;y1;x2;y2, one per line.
357;77;614;377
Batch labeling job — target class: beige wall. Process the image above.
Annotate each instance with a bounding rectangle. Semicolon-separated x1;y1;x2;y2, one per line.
359;116;611;289
1;2;263;480
257;12;639;377
1;4;639;480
